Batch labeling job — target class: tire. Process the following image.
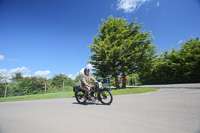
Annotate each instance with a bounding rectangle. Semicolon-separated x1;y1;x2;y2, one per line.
98;90;113;105
75;90;86;104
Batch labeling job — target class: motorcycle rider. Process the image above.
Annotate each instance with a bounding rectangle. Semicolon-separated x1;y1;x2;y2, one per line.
80;68;98;101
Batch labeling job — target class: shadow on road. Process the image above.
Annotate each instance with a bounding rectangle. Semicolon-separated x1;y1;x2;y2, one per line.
72;102;103;106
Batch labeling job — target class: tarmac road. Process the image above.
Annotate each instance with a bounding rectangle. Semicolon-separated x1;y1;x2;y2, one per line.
0;84;200;133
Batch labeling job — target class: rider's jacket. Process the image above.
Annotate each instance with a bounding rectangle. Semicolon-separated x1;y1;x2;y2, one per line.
80;74;97;88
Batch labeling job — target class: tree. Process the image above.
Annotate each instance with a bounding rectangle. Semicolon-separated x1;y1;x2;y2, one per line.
118;26;157;87
88;16;157;88
178;37;200;82
50;74;75;91
51;74;67;89
0;74;9;97
75;72;83;84
0;74;4;83
11;72;23;81
0;74;6;97
18;77;46;95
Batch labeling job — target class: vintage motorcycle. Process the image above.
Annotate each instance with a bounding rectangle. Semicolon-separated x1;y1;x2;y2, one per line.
73;82;113;105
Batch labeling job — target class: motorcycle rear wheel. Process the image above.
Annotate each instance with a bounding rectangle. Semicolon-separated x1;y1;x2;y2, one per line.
98;90;113;105
75;91;86;104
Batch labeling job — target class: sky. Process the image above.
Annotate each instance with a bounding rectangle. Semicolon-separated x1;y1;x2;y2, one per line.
0;0;200;80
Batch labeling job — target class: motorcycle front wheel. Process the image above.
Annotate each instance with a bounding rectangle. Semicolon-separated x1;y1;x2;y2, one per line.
75;91;86;104
98;90;113;105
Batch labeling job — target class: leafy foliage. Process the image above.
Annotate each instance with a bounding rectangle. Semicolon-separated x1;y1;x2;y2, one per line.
11;72;23;81
0;74;7;97
17;77;46;95
0;73;76;98
141;37;200;84
0;82;5;97
88;15;157;88
50;74;67;89
50;74;76;89
74;72;83;84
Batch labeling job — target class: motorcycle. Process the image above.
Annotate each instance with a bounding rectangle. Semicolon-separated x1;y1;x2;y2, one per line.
73;82;113;105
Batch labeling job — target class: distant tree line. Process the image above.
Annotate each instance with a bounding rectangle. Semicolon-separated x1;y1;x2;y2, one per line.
0;73;76;98
140;37;200;84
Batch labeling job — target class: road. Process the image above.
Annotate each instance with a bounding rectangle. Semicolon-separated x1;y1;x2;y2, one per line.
132;83;200;89
0;84;200;133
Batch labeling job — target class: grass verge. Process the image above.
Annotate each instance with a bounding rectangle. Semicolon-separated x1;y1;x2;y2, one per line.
111;87;157;95
0;88;157;102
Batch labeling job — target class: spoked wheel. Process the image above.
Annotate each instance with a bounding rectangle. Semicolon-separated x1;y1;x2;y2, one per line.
98;90;113;105
75;91;86;104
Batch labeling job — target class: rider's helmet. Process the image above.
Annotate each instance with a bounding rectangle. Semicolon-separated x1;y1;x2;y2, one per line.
84;68;90;75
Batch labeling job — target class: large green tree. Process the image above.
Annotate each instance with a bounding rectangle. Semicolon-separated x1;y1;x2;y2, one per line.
88;16;157;88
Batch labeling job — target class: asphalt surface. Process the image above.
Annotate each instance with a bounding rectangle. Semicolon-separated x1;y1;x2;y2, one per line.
0;84;200;133
133;83;200;89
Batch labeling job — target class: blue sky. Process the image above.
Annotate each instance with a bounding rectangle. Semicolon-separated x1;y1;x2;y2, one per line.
0;0;200;79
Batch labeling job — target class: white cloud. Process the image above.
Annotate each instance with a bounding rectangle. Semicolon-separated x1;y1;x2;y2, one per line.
0;67;31;81
77;64;94;75
117;0;151;13
77;68;84;75
0;54;5;60
10;67;31;74
0;69;8;74
86;63;94;70
0;67;52;80
74;63;95;79
157;1;160;7
64;64;95;81
68;74;75;80
178;40;184;44
23;75;32;78
34;70;51;77
0;67;31;76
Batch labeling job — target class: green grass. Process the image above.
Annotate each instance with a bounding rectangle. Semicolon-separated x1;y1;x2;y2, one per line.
0;88;157;102
111;87;157;95
0;92;74;102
